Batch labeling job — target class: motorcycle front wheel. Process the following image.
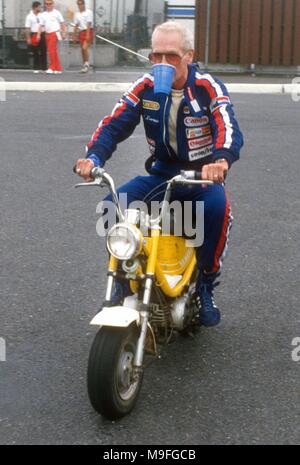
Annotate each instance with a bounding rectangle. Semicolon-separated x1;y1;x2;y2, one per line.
87;325;143;420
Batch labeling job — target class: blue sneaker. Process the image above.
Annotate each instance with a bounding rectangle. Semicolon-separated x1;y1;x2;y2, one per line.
196;272;221;327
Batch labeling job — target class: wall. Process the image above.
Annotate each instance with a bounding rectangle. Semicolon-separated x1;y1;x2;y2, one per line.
195;0;300;66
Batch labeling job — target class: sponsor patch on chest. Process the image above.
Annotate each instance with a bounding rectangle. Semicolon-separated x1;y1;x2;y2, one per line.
188;145;213;161
142;100;160;111
184;116;209;127
188;136;213;150
186;126;211;139
144;115;159;124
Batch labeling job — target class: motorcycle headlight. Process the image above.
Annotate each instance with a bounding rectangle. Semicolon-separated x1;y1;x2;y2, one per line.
106;223;143;260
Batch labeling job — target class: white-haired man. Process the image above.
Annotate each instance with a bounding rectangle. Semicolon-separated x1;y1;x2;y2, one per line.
75;22;244;327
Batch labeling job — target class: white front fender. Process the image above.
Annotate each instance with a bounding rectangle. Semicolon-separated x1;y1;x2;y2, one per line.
90;306;140;328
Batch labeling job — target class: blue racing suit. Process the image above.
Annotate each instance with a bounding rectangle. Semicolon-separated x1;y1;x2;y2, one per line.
86;64;244;273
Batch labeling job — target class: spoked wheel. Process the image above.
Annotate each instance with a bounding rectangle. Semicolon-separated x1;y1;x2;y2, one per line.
87;325;143;420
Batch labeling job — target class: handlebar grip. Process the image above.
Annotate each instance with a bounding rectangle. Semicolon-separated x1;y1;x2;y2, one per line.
194;171;202;181
195;170;227;182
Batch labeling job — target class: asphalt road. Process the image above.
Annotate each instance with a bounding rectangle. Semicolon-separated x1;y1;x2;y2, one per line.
0;90;299;445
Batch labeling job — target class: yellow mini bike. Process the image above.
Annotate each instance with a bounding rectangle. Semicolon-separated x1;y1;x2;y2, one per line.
75;167;213;420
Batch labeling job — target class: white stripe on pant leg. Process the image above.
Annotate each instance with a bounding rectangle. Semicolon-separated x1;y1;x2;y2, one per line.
218;208;234;271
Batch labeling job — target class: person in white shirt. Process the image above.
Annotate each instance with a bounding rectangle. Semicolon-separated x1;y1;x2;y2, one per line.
25;1;47;72
72;0;94;73
39;0;66;74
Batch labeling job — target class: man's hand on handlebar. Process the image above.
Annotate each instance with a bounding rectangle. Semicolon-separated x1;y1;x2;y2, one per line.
201;159;229;184
75;159;95;182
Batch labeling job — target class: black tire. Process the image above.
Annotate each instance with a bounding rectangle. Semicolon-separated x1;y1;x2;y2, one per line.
87;325;143;420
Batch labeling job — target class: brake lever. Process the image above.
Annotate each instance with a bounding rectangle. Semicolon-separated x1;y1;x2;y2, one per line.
74;178;104;188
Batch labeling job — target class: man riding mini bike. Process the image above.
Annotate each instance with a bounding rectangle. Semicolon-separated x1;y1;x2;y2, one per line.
75;21;244;328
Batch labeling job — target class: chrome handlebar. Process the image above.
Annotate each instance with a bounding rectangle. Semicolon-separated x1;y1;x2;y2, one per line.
74;168;214;224
74;167;125;221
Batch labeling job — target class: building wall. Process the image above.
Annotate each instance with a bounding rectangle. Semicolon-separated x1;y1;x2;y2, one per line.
2;0;32;28
195;0;300;66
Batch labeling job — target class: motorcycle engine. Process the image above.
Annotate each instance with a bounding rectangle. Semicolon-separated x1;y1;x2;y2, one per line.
170;293;195;330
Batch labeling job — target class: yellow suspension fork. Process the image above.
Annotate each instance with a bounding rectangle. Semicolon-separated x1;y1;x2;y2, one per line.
105;255;118;304
134;226;160;368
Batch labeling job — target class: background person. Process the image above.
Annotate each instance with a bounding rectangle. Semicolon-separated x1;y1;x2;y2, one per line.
72;0;94;73
25;1;47;73
39;0;66;74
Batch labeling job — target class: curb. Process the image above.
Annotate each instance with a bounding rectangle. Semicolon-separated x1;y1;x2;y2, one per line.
0;82;131;93
0;81;299;94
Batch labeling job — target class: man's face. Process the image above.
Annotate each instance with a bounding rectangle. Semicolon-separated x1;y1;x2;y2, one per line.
45;0;54;11
151;30;194;89
77;1;85;12
34;5;41;14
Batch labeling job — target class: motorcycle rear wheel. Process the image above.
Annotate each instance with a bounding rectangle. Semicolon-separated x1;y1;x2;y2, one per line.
87;325;143;420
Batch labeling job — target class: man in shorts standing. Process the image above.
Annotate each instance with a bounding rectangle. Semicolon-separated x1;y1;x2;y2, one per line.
73;0;94;73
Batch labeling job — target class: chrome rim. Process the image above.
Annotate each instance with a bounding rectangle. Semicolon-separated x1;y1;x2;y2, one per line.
116;340;140;401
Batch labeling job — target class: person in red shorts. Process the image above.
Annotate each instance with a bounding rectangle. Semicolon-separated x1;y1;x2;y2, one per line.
39;0;66;74
72;0;94;74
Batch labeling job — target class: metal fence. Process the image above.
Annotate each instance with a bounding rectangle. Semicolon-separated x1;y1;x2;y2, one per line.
0;0;166;69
